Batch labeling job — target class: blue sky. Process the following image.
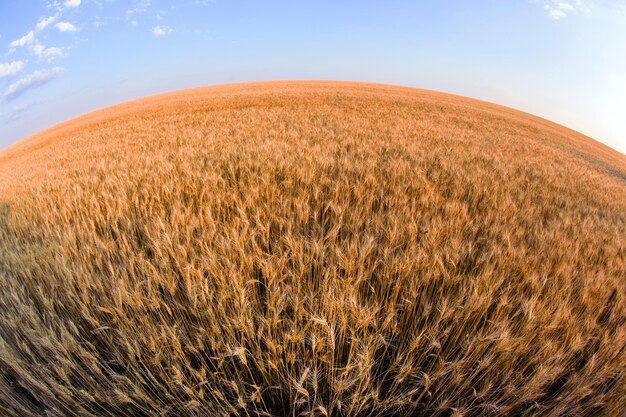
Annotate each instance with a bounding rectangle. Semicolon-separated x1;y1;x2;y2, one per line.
1;0;625;153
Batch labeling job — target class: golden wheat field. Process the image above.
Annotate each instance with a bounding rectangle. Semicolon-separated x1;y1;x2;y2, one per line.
0;81;625;416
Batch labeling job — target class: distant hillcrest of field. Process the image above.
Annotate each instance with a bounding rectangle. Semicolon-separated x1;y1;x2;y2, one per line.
1;81;624;194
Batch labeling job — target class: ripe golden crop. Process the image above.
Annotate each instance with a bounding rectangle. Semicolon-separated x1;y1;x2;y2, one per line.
1;82;625;416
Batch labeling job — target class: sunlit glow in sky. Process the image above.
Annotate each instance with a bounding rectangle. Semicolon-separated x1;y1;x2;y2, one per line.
1;1;625;153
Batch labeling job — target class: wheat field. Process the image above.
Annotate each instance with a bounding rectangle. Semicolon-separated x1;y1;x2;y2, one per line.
0;81;625;416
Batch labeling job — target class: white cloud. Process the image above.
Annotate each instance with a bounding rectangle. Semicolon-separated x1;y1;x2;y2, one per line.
8;29;63;62
36;15;59;31
93;15;113;28
63;0;81;8
55;22;79;32
3;67;64;101
126;0;151;16
542;0;591;20
0;61;25;78
45;1;62;11
548;8;567;19
9;31;35;48
151;25;171;36
0;102;38;122
32;44;64;61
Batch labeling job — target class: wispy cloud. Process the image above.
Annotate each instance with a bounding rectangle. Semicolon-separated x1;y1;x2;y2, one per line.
0;101;39;122
64;0;81;8
32;44;64;61
8;28;64;62
3;67;64;101
46;0;81;11
542;0;591;19
0;61;26;79
126;0;151;17
55;22;79;32
36;15;59;32
9;31;36;49
151;25;171;36
93;15;114;28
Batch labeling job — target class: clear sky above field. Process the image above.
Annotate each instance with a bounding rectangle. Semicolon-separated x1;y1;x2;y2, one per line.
1;1;625;153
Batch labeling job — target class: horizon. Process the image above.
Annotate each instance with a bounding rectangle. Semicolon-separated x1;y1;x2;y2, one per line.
1;0;625;154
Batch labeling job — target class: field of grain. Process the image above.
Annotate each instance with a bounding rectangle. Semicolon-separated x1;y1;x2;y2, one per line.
0;81;625;416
